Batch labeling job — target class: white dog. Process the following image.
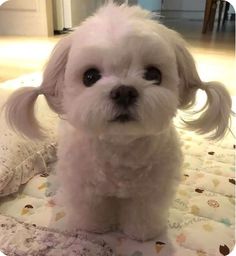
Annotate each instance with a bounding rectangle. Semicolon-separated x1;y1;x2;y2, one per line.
4;3;232;241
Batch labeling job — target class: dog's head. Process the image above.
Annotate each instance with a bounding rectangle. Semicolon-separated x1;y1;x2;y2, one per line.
5;3;232;139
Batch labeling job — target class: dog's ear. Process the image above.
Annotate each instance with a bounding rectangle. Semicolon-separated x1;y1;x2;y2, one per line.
4;35;72;139
41;35;72;113
172;31;232;140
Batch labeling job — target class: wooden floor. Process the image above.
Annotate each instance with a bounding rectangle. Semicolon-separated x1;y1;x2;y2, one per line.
0;20;235;94
165;19;235;95
0;36;60;83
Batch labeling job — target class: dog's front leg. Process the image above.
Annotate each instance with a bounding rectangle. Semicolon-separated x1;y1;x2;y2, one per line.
67;193;118;234
119;197;169;241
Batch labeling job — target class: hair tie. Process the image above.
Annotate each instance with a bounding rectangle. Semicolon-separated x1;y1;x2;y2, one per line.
37;88;44;95
199;82;207;91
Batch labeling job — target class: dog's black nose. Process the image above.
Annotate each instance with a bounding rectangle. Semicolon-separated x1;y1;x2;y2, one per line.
110;85;139;107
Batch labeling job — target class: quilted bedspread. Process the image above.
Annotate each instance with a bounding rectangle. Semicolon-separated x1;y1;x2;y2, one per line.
0;74;235;256
0;120;235;256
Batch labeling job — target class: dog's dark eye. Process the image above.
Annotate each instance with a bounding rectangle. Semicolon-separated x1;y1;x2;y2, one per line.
83;68;101;87
144;66;162;85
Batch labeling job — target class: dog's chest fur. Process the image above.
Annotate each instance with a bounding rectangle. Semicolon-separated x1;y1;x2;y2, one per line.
58;122;182;197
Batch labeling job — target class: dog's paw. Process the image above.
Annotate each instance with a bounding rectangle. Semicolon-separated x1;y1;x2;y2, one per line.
66;212;115;234
122;223;166;242
70;220;113;234
123;230;159;242
78;225;112;234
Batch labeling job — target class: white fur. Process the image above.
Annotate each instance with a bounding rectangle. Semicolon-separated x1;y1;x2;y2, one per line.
4;3;232;241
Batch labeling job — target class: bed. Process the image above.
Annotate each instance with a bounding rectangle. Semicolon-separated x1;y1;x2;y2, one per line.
0;74;235;256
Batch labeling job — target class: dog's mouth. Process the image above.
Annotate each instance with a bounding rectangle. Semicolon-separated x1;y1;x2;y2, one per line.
110;113;136;123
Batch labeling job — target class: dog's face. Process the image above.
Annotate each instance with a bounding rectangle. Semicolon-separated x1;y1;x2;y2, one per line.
8;3;229;140
59;5;181;136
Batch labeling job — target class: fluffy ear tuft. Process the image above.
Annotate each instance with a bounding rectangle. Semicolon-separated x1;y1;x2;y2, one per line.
169;30;233;140
182;82;232;140
41;35;72;114
3;87;45;139
3;35;72;140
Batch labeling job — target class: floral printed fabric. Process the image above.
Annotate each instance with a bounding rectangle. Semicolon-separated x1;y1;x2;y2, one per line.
0;76;59;196
0;215;114;256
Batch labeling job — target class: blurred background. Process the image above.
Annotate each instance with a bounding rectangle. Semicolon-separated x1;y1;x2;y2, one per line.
0;0;235;94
